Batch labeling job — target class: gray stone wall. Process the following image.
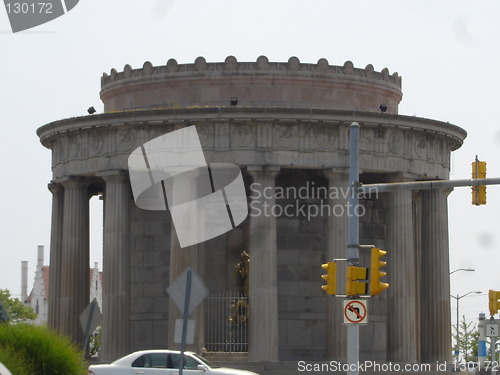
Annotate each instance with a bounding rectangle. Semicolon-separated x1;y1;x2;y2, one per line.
125;169;391;359
204;226;247;293
122;166;409;361
129;203;171;350
275;171;328;360
100;57;403;114
359;194;388;362
275;171;389;361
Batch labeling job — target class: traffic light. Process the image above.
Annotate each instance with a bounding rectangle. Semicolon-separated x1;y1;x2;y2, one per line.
370;248;389;295
472;160;487;205
321;262;337;295
346;266;367;296
488;290;500;316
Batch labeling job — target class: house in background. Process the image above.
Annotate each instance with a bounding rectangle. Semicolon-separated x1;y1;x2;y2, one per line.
22;245;102;325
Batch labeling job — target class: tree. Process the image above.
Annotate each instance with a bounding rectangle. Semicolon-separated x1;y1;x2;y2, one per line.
453;315;479;362
0;324;86;374
89;325;101;357
0;301;9;323
0;289;36;323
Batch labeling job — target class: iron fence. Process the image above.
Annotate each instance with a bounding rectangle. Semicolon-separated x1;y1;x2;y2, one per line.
204;291;248;352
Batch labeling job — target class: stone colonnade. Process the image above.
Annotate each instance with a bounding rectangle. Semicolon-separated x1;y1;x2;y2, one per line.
47;166;451;362
244;168;451;362
47;172;132;361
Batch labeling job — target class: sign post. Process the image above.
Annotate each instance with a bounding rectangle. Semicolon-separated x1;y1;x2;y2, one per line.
167;267;208;375
486;320;500;363
347;122;360;375
79;298;102;352
178;268;192;375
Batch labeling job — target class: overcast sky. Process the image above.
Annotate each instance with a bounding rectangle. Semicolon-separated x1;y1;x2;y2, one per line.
0;0;499;326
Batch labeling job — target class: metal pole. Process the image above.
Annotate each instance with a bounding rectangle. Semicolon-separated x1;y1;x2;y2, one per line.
492;337;496;363
475;155;479;205
491;317;496;364
82;300;96;352
456;295;460;362
478;313;486;367
347;122;360;375
451;292;481;363
179;268;192;375
358;177;500;194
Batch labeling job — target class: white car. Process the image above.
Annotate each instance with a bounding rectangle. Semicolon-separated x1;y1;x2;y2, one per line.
0;362;13;375
88;350;260;375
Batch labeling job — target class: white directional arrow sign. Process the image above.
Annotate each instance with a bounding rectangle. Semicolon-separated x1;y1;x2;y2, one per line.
80;298;102;334
167;268;208;314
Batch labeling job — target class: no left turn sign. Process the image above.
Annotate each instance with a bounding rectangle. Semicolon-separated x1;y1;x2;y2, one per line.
343;300;368;324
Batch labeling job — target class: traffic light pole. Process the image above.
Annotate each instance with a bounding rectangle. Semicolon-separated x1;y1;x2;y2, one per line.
343;123;500;374
358;177;500;194
347;122;360;375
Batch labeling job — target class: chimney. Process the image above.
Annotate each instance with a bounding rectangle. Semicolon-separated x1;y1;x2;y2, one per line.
37;245;44;272
21;261;28;302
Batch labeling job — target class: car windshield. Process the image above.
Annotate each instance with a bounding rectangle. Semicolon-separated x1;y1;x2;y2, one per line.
191;353;219;368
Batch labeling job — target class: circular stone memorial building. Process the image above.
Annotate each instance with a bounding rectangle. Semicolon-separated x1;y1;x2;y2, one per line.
37;56;466;364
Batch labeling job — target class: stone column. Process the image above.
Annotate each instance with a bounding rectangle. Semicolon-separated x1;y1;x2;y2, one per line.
101;172;131;361
247;165;280;362
167;171;205;352
60;178;90;345
323;168;348;360
386;177;418;362
420;189;452;363
412;192;422;357
47;182;64;330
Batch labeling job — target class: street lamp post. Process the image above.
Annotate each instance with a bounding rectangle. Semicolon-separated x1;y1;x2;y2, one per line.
450;268;475;275
451;291;482;362
449;267;476;362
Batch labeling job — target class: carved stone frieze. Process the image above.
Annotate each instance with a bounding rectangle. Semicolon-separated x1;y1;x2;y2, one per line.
196;124;213;148
387;131;403;155
231;124;255;148
54;138;64;163
360;128;375;152
433;138;445;163
274;123;297;148
38;108;465;181
414;136;428;159
89;132;105;155
116;129;135;152
316;124;339;149
68;135;80;159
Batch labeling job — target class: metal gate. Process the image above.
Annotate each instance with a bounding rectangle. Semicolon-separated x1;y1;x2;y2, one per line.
204;291;248;352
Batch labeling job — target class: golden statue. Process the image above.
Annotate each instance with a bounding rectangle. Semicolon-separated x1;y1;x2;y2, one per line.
229;251;250;327
233;250;249;297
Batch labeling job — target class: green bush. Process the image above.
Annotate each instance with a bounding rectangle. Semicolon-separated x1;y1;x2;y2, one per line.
0;346;34;375
0;324;86;375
